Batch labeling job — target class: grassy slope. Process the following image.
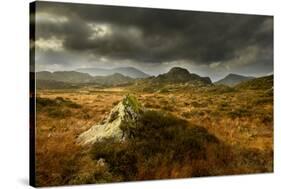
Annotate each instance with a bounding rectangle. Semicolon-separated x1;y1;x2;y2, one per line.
236;75;273;90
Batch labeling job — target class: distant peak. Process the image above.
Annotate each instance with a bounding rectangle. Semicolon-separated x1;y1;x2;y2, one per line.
224;73;254;79
168;67;190;74
226;73;241;77
116;66;137;70
110;73;125;77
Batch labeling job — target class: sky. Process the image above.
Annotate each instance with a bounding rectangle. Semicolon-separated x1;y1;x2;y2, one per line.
32;1;273;81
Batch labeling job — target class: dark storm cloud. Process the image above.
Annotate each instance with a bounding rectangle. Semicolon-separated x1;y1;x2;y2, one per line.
34;1;273;75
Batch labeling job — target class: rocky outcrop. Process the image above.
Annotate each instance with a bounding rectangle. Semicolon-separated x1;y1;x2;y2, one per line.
77;95;143;145
152;67;212;85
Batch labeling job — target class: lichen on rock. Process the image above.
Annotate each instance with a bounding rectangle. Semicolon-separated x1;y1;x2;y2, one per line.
77;94;143;145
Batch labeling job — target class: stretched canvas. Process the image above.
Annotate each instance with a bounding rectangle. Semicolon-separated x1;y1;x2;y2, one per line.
30;1;274;187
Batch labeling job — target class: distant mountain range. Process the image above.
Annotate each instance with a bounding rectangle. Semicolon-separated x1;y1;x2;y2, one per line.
36;71;134;88
36;67;212;90
36;68;272;90
215;73;255;86
152;67;212;85
36;71;94;83
76;67;150;78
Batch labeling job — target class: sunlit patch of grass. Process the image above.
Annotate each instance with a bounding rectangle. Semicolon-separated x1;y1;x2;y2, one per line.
35;86;273;186
89;110;225;181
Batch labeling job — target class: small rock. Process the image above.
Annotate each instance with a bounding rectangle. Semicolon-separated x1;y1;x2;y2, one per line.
97;158;106;167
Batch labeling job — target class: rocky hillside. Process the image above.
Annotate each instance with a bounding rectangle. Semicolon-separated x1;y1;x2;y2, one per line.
152;67;212;85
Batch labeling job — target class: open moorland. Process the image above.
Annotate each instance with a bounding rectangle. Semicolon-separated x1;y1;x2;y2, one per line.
35;68;273;186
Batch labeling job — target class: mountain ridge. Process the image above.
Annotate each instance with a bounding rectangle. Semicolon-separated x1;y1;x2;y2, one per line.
215;73;255;86
36;71;94;83
76;66;150;78
36;71;134;87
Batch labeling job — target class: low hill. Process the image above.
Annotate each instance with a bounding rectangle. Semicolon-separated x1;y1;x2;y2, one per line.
215;73;255;86
91;73;134;86
236;75;273;90
130;67;212;93
152;67;212;85
36;71;94;83
36;79;80;89
76;67;150;78
36;71;134;88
